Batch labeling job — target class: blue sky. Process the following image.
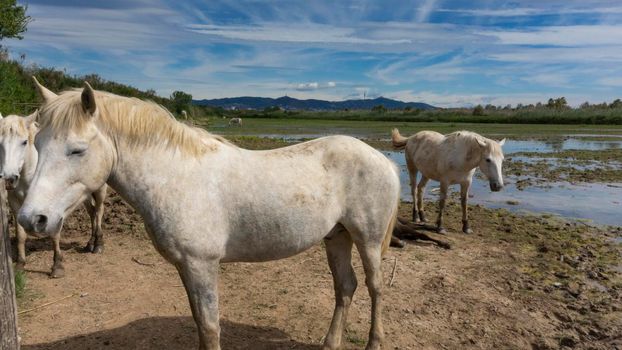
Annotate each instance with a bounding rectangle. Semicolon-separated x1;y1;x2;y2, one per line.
6;0;622;107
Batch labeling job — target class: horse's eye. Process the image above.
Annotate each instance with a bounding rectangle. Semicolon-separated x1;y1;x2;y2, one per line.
21;140;27;146
486;158;491;163
70;149;86;156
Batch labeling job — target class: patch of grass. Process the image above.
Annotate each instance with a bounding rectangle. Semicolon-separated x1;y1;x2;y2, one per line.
345;332;367;346
203;118;622;140
14;267;26;299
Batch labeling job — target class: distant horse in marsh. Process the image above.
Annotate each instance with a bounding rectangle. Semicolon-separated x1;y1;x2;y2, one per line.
19;79;400;350
228;117;242;127
392;128;505;234
0;109;107;278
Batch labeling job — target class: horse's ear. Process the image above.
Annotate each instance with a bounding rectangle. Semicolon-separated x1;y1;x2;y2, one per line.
476;138;487;148
498;138;506;147
32;76;58;102
25;110;39;133
0;112;3;119
81;82;97;116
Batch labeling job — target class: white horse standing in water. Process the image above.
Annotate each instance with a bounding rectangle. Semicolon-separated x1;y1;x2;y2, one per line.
392;129;505;234
0;110;108;278
228;117;242;126
20;80;400;350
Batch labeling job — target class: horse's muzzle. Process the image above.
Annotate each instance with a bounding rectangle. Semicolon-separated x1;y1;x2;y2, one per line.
489;182;503;192
18;212;61;234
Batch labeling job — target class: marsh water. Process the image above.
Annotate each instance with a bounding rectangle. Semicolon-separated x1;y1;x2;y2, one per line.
267;134;622;226
382;150;622;226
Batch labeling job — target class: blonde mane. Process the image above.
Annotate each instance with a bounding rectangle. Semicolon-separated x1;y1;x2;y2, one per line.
0;115;37;143
38;89;231;157
447;130;503;157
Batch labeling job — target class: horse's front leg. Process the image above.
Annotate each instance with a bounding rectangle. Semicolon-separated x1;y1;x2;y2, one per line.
50;231;65;278
15;220;28;270
435;182;448;234
178;258;221;350
460;181;473;234
84;186;107;253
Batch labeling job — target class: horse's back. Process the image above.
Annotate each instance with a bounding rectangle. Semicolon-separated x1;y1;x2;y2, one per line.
220;135;399;262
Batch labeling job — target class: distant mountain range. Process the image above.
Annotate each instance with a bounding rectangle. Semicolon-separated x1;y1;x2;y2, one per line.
193;96;436;111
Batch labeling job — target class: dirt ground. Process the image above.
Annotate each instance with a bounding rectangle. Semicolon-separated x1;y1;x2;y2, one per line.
13;191;621;350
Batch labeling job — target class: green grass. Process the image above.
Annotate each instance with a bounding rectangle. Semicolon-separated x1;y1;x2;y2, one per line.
196;117;622;140
14;267;26;299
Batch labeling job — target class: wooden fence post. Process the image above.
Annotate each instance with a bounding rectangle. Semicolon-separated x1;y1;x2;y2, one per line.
0;185;19;349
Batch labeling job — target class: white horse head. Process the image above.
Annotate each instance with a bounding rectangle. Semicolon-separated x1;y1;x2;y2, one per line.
476;137;506;191
0;111;39;189
19;81;114;233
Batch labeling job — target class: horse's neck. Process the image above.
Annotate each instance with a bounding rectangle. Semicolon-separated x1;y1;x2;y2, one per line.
106;139;231;218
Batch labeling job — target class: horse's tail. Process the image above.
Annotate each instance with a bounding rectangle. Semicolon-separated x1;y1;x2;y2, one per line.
381;199;399;255
391;128;408;150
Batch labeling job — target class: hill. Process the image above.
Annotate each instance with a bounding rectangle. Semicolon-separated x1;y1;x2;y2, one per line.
193;96;436;111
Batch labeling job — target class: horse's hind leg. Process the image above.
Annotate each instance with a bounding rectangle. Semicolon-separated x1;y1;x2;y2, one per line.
50;231;65;278
460;181;473;234
322;226;357;350
354;240;385;350
435;182;448;234
417;176;430;222
406;156;419;222
84;186;106;253
177;258;221;350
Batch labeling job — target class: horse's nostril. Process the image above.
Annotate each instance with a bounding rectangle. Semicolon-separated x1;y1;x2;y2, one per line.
35;215;47;225
33;214;48;232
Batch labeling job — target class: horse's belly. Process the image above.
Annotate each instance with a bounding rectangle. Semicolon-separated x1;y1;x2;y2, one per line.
221;222;332;263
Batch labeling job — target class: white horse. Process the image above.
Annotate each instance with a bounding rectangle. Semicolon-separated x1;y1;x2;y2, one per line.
19;80;400;350
0;110;107;278
392;129;505;234
228;117;242;127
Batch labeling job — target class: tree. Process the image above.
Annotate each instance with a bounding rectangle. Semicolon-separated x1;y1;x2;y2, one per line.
472;104;485;116
0;0;31;41
371;104;386;113
170;90;192;115
609;99;622;109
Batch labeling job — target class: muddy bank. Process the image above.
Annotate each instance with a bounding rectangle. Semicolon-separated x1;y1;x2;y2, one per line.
13;189;621;350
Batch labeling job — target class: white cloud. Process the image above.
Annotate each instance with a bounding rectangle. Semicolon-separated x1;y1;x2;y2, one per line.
416;0;437;23
385;90;591;108
187;23;412;45
296;82;319;90
439;6;622;17
482;25;622;47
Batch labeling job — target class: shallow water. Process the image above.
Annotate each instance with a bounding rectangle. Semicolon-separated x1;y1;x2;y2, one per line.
382;151;622;226
501;138;622;153
256;134;622;153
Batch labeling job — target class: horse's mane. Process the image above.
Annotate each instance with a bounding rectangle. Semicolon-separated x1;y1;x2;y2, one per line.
0;115;36;143
38;89;232;157
446;130;503;157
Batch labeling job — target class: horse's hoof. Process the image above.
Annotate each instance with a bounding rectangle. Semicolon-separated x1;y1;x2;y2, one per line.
437;227;447;235
92;245;104;254
365;340;382;350
463;228;473;234
50;267;65;278
15;262;25;271
390;238;405;248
